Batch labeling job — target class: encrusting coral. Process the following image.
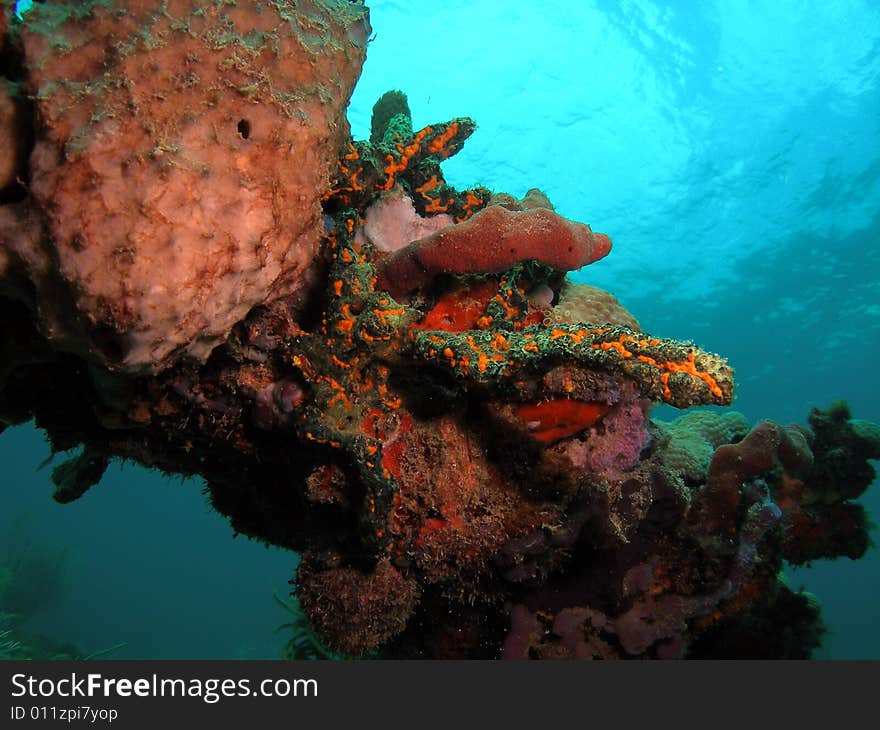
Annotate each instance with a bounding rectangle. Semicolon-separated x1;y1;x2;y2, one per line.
0;3;877;659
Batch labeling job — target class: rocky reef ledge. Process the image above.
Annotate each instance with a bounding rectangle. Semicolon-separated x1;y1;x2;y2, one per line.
1;2;877;659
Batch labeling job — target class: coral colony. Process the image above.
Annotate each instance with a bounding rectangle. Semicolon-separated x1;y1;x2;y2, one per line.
1;1;878;658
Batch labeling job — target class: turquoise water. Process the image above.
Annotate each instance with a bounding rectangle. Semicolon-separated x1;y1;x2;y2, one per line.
2;0;878;658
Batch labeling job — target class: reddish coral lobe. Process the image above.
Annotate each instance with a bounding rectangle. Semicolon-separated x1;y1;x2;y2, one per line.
515;399;611;443
413;280;498;332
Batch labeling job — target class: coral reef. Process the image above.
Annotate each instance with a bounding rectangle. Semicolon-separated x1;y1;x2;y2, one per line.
1;3;877;660
776;402;879;563
544;280;640;330
655;411;751;484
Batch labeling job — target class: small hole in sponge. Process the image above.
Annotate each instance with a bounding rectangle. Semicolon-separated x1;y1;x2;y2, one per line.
237;119;251;139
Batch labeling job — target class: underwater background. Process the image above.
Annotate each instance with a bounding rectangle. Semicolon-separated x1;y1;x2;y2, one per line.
1;0;878;659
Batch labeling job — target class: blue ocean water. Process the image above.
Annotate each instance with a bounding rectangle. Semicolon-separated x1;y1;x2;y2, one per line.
2;0;878;658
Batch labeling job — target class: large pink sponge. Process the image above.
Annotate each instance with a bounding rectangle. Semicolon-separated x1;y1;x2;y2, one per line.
2;0;369;371
376;204;612;297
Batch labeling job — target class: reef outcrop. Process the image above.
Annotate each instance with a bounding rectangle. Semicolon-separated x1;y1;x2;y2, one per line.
1;7;877;660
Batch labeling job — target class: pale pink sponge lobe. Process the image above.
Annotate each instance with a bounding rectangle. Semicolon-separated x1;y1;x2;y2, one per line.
2;0;370;371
